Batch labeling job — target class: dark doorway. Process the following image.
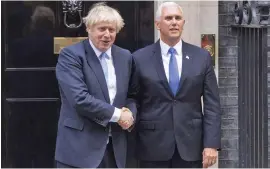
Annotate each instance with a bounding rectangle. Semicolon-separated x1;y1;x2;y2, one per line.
2;1;154;167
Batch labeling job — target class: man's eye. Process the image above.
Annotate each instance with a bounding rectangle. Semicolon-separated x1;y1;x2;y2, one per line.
109;29;115;33
99;27;106;31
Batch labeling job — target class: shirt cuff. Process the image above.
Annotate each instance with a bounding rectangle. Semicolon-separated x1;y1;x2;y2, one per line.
109;107;121;122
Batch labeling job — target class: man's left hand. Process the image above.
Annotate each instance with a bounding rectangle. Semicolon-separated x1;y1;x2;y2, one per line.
202;148;218;168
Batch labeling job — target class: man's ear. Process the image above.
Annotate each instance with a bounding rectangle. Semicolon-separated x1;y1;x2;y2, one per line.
86;27;91;34
155;21;160;30
181;19;186;30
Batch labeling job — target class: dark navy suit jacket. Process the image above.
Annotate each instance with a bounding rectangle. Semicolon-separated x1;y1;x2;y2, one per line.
54;39;136;168
130;40;221;161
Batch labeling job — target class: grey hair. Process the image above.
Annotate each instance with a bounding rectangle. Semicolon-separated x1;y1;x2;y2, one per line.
155;1;184;21
83;2;124;33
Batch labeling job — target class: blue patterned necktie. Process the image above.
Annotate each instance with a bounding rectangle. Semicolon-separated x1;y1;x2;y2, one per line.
99;52;108;83
168;47;180;95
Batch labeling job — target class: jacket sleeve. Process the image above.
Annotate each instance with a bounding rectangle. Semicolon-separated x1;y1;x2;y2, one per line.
56;47;114;127
202;52;222;149
126;55;140;122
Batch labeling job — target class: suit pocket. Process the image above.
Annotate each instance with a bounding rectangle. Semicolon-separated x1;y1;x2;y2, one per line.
63;118;84;131
191;119;203;142
138;121;173;130
138;121;156;130
192;118;202;130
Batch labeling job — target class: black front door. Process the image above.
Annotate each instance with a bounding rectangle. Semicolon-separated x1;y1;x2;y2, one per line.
2;1;154;167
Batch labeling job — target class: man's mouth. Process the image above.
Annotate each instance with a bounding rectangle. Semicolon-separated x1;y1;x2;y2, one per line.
102;40;110;44
170;28;179;31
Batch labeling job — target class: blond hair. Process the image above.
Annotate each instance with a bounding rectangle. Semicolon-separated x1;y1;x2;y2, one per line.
83;2;124;33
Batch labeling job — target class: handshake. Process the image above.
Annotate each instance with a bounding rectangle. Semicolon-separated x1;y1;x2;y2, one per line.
117;107;134;130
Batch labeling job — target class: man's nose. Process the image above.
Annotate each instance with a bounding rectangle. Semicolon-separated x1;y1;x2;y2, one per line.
104;29;110;37
172;18;177;24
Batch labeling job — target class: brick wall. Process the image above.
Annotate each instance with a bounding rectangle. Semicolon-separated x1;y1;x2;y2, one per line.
260;4;270;168
219;1;270;168
218;1;239;167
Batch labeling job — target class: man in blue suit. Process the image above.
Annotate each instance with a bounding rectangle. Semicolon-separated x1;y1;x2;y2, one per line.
54;2;136;168
129;2;221;168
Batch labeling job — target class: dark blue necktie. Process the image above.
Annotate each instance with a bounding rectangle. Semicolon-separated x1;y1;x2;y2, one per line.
168;47;180;95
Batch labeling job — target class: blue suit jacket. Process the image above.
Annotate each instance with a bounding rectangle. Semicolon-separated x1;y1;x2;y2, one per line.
130;40;221;161
54;39;136;168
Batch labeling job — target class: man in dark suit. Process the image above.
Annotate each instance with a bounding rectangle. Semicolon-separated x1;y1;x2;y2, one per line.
54;3;136;168
129;2;221;168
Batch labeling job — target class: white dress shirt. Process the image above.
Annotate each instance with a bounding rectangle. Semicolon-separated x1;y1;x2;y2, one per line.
160;39;183;81
89;40;121;122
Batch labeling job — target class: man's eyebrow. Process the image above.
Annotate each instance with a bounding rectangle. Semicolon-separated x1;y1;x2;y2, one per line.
164;15;182;18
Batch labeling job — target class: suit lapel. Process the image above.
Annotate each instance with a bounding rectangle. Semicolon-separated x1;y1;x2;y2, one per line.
153;40;174;97
111;45;122;106
83;39;110;103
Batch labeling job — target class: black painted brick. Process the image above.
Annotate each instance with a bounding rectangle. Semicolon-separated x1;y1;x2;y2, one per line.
219;87;238;96
222;118;238;129
221;138;238;150
218;4;227;14
218;1;240;167
221;129;239;138
219;47;238;56
219;78;237;87
219;68;238;78
219;57;237;68
221;106;238;119
219;26;228;35
219;35;237;47
219;150;239;160
219;160;239;168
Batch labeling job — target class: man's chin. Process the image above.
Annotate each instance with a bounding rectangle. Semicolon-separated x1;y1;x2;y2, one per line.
100;45;112;51
170;33;181;37
169;36;181;41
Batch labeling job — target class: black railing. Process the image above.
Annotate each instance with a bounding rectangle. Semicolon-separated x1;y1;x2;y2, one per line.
236;26;268;168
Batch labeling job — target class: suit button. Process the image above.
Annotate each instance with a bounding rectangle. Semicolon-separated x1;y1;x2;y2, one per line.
173;100;177;103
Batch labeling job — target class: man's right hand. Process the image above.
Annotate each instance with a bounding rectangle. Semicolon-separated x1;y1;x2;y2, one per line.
117;108;134;130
